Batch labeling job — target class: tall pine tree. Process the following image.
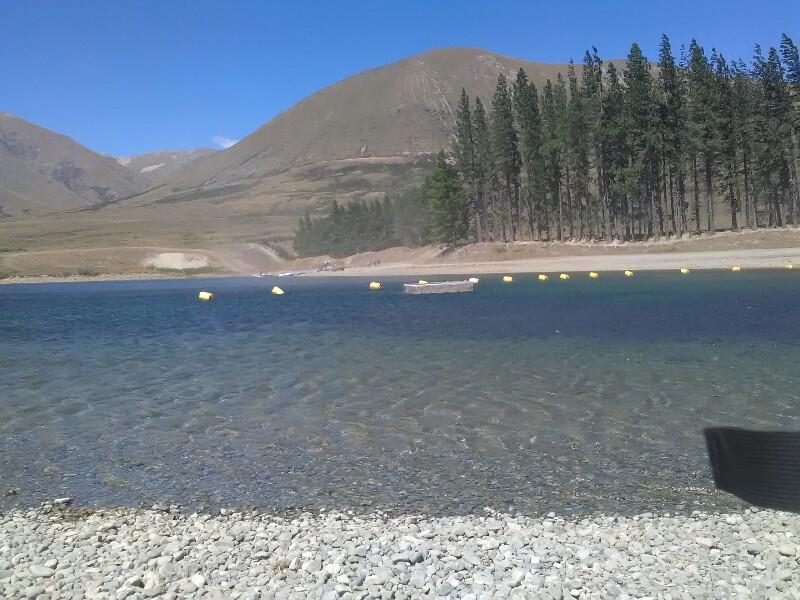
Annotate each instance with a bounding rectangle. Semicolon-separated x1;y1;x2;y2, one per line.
491;74;521;241
624;43;659;238
601;61;631;240
780;35;800;225
658;35;688;236
472;97;493;241
453;89;482;241
541;80;564;240
513;68;546;239
428;150;469;245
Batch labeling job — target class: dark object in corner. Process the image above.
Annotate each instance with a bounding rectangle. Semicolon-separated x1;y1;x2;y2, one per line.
704;427;800;513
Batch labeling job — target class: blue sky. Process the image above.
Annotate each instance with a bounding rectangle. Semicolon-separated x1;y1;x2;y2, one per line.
1;0;796;156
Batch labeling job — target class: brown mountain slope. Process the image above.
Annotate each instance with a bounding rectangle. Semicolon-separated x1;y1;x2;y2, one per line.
2;48;627;256
0;148;89;216
122;48;597;215
0;113;149;216
113;148;217;184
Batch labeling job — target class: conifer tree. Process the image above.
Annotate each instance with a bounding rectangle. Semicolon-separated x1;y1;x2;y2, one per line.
472;97;493;241
658;34;688;236
624;43;659;237
491;74;521;240
513;68;546;238
581;48;614;239
541;80;563;240
428;150;469;245
713;54;740;230
753;45;791;226
780;35;800;225
453;89;482;241
601;61;630;240
564;61;593;237
553;74;571;237
731;59;757;228
686;41;719;234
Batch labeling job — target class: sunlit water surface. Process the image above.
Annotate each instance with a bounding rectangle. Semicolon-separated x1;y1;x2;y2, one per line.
1;271;798;515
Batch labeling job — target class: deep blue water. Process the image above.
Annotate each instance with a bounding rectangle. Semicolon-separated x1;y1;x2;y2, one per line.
1;271;799;514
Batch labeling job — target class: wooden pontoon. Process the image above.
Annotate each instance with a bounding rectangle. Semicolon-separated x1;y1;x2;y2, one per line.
403;280;474;294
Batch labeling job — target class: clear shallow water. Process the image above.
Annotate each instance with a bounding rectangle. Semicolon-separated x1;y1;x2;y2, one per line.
1;272;799;515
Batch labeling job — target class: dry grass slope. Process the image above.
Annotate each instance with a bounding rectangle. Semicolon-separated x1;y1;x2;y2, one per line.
0;113;149;216
0;48;597;260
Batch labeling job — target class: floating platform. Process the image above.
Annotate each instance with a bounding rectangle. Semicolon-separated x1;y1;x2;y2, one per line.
404;280;474;294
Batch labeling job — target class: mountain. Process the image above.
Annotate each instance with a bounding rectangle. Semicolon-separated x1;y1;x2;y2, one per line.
1;48;603;254
0;113;149;216
113;148;217;184
121;48;589;223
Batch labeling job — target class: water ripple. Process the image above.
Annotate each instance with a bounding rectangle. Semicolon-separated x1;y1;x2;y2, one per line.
1;273;799;514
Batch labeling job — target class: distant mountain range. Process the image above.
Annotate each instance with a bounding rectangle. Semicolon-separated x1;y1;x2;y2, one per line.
111;148;217;185
0;112;218;217
0;48;590;233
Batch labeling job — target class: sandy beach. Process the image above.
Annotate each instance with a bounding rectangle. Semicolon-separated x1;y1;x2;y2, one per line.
301;247;800;278
2;229;800;284
2;247;797;285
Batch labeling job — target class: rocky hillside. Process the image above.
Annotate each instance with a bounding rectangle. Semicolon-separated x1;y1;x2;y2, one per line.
0;113;149;216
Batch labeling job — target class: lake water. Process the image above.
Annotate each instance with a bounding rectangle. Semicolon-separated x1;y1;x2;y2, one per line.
1;271;799;515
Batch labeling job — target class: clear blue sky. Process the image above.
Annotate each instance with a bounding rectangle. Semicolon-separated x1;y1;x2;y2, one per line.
1;0;796;156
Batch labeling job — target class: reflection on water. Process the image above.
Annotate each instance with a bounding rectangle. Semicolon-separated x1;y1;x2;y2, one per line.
1;272;799;514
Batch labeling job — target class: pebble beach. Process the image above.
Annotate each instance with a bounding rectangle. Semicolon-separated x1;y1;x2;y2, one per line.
2;503;799;600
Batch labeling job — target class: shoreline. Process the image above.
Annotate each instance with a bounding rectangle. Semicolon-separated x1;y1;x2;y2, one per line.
299;247;800;278
0;272;229;286
2;504;798;599
1;246;799;285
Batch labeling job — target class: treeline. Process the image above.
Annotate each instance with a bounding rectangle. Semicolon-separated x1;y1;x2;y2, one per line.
295;33;799;254
453;34;800;241
294;188;433;257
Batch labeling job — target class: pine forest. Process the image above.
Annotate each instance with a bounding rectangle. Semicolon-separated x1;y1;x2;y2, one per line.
295;34;800;257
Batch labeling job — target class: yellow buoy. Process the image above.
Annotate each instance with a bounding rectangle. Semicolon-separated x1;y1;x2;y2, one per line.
589;272;599;278
731;266;741;272
468;277;480;284
418;280;428;285
786;264;794;270
198;291;214;301
624;270;634;277
680;268;690;274
503;276;513;283
271;286;284;295
560;273;570;280
369;281;381;290
538;274;548;281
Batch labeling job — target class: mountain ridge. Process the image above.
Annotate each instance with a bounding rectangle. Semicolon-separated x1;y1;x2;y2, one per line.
1;47;621;247
0;113;149;216
119;47;605;216
110;148;218;184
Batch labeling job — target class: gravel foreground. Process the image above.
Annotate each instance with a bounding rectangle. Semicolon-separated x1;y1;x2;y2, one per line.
2;505;799;600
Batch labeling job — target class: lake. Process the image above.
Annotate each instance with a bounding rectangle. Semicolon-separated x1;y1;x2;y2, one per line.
1;271;798;515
